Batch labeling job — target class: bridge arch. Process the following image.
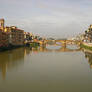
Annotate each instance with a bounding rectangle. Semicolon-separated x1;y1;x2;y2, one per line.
30;39;81;52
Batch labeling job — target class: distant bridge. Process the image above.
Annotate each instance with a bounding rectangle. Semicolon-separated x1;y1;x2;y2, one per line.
29;39;81;52
55;39;80;44
25;39;81;52
37;39;81;47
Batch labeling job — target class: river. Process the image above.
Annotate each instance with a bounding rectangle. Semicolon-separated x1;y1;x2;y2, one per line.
0;45;92;92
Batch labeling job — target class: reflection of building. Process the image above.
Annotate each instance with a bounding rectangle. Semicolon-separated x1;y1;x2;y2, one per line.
24;47;31;56
0;48;25;80
85;51;92;68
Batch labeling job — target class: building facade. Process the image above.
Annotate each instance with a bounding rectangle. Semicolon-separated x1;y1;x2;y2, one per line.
9;26;24;46
0;19;25;48
24;32;34;44
0;19;4;31
84;25;92;43
0;29;2;47
0;19;9;48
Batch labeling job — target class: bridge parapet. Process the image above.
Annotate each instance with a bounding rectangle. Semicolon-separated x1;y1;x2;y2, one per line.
55;40;80;44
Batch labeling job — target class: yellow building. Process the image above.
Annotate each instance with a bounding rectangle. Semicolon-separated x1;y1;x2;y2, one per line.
9;26;24;46
0;31;9;48
4;26;24;46
24;32;34;43
90;25;92;29
0;19;4;31
0;19;25;47
0;19;9;48
0;29;2;47
89;25;92;31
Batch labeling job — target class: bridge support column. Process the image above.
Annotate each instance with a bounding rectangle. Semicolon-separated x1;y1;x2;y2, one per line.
62;41;66;48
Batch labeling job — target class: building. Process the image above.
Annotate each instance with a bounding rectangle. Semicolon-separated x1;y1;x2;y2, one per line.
2;31;9;47
0;19;25;48
0;19;4;30
4;26;24;46
84;25;92;43
0;19;9;48
0;30;9;48
0;29;2;47
24;32;34;44
8;26;24;46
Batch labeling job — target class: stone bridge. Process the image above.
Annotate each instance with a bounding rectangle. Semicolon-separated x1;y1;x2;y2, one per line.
38;39;81;47
26;39;81;52
31;39;81;52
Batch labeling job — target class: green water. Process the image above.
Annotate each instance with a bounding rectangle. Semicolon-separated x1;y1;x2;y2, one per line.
0;45;92;92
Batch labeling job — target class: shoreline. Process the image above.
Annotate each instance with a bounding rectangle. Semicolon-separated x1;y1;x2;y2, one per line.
81;42;92;51
0;42;40;52
1;42;92;52
0;45;24;52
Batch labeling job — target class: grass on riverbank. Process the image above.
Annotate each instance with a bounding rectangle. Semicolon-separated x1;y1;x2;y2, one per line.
80;44;92;50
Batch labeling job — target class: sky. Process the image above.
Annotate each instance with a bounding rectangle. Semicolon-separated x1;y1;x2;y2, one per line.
0;0;92;38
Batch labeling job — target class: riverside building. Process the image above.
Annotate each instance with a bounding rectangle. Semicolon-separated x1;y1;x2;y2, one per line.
84;25;92;43
8;26;24;46
0;19;24;49
0;19;9;48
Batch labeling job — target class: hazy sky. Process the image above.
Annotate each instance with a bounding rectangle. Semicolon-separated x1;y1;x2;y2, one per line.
0;0;92;38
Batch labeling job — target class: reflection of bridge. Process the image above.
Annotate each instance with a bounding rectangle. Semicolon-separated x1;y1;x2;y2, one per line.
26;39;81;52
26;39;81;48
47;46;81;52
35;40;81;52
37;39;80;46
31;44;81;53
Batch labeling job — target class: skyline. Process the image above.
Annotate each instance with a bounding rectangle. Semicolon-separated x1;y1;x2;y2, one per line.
0;0;92;38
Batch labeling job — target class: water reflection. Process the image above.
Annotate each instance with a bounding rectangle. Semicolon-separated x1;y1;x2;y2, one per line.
0;48;26;79
83;49;92;69
0;45;92;80
30;45;81;52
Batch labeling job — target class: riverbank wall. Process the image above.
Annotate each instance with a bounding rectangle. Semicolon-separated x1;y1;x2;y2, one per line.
0;44;24;52
0;42;40;52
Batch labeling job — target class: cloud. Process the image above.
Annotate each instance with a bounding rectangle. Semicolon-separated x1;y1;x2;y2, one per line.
0;0;92;37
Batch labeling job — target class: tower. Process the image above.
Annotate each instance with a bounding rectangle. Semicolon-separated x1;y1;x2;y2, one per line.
0;19;5;30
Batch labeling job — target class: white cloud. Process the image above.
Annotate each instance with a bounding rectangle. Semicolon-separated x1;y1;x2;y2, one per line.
1;0;92;38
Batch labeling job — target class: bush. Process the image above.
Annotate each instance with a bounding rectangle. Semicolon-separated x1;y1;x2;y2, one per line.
80;44;92;50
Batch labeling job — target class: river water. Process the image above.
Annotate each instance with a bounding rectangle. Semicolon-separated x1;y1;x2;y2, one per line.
0;45;92;92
